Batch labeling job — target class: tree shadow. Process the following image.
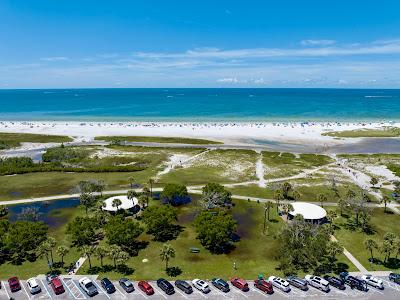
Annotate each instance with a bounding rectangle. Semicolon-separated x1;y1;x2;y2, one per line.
152;224;184;242
166;266;182;277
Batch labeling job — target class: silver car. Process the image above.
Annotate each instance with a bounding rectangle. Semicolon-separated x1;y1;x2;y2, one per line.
27;278;41;294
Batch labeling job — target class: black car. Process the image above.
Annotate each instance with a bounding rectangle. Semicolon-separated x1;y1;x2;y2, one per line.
211;278;230;292
343;276;368;291
175;280;193;294
287;276;308;291
157;278;175;295
119;278;135;293
101;278;116;294
324;275;346;290
389;273;400;284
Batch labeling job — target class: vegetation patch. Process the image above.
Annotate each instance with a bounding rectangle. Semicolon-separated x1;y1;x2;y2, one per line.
95;135;222;145
323;127;400;138
0;132;72;149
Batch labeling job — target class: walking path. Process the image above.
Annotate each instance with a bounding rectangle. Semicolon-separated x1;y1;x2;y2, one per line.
331;236;368;273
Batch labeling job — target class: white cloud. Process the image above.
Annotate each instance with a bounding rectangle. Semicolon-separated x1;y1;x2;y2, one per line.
300;39;336;46
40;56;68;62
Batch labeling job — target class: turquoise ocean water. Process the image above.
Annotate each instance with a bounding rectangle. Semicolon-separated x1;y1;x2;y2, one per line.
0;88;399;121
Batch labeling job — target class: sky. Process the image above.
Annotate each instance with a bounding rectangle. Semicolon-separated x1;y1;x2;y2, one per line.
1;0;400;88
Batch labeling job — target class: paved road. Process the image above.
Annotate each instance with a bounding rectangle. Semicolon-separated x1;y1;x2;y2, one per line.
1;277;399;300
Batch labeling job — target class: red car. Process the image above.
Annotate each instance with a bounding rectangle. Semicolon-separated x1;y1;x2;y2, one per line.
138;281;154;295
50;277;65;295
231;278;249;291
8;277;21;292
254;279;274;294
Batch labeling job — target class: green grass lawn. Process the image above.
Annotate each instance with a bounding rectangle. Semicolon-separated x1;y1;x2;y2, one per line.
332;207;400;271
95;136;223;145
0;205;84;279
0;132;72;149
262;151;333;179
160;149;258;185
78;198;356;280
323;127;400;138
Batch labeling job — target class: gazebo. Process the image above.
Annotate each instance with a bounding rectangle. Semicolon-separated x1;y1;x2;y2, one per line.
288;202;327;224
102;195;138;212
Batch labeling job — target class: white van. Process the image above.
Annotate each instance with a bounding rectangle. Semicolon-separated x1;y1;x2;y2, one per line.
305;275;330;292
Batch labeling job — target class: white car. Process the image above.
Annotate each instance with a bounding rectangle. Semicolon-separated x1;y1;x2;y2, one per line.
27;278;41;294
79;277;98;296
361;275;384;289
268;276;291;292
192;279;211;293
305;275;330;292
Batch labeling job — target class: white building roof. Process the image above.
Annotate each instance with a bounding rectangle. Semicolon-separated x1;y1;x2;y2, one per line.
289;202;327;220
102;195;137;212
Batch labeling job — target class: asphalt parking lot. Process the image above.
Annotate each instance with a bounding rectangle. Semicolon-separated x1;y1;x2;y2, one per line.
1;277;399;300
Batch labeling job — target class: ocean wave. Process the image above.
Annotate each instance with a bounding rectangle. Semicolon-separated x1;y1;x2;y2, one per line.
364;95;394;98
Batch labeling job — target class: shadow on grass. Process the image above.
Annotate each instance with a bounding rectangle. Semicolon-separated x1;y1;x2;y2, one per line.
166;266;182;277
88;264;134;275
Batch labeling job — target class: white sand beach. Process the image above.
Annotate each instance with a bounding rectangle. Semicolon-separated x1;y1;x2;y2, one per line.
0;121;398;145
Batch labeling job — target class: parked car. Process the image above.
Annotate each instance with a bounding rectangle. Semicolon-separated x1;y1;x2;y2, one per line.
45;272;58;284
305;275;330;292
230;278;249;292
79;277;98;297
175;280;193;294
8;277;21;292
268;276;291;292
389;273;400;284
27;278;41;294
211;278;230;293
323;275;346;290
287;276;308;291
101;278;116;294
192;279;211;294
340;273;368;292
157;278;175;295
119;278;135;293
253;279;273;294
138;281;154;295
50;277;65;295
361;275;384;289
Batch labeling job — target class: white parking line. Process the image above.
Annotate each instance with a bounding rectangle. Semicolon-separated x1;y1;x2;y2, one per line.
62;278;86;300
382;279;400;291
249;286;269;298
21;282;32;299
192;287;208;299
329;288;348;296
40;279;52;299
136;287;149;299
93;281;110;299
114;285;127;298
230;287;249;298
208;285;229;298
2;282;11;299
272;288;289;298
174;288;189;299
152;285;168;299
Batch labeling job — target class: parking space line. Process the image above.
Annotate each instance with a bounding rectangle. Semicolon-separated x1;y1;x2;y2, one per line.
93;281;110;299
152;285;168;299
21;281;32;299
2;281;11;299
174;288;189;299
249;287;269;298
208;285;229;298
369;287;384;295
382;279;400;291
61;278;78;300
135;287;149;299
192;288;208;298
62;278;86;300
272;288;289;298
114;285;127;298
230;287;249;298
289;288;307;297
329;288;348;296
40;279;52;299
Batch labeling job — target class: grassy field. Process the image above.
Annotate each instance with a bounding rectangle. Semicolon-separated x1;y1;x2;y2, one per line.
95;136;223;145
78;198;356;280
332;207;400;271
159;149;258;185
323;127;400;138
0;204;84;279
262;151;333;179
0;132;72;149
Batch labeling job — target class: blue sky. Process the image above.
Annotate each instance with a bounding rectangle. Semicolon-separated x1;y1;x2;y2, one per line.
1;0;400;88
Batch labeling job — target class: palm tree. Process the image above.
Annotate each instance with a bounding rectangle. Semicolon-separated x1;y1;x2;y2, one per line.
148;178;155;198
80;193;94;216
108;245;123;268
112;198;122;211
44;237;57;264
142;185;151;207
281;203;294;216
56;245;69;266
281;182;292;199
95;246;108;268
128;176;135;188
326;210;337;229
79;245;95;269
127;190;138;207
138;194;147;209
292;190;301;202
317;193;327;207
370;177;379;188
116;251;130;266
36;243;51;270
160;243;175;270
337;197;347;216
364;239;378;262
263;201;274;234
381;195;391;213
265;201;273;221
274;190;284;214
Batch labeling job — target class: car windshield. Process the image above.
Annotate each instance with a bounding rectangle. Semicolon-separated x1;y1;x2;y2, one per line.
125;281;133;286
29;281;38;287
85;282;94;288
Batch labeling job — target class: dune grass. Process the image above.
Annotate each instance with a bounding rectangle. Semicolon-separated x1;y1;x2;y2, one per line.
0;132;72;149
95;135;223;145
323;127;400;138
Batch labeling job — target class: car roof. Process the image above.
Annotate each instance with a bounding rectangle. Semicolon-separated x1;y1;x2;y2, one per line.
102;278;112;284
51;278;63;286
27;278;38;285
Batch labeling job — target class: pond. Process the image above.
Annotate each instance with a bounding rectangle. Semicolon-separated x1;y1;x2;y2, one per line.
4;198;80;228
